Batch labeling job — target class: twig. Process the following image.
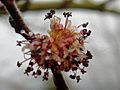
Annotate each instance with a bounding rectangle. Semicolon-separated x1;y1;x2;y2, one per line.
15;1;120;15
0;1;120;15
1;0;30;39
61;0;73;8
51;68;69;90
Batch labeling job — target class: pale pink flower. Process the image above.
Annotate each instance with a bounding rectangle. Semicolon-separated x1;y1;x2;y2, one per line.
17;10;92;82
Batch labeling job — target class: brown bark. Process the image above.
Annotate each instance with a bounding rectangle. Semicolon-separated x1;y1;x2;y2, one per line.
1;0;30;39
51;68;69;90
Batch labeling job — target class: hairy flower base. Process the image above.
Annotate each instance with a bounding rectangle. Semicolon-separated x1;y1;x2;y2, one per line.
17;10;92;83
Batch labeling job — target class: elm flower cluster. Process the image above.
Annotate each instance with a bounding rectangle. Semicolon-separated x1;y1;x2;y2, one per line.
17;10;92;82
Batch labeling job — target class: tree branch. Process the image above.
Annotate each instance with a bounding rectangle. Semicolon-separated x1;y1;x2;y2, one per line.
51;68;69;90
18;1;120;15
1;0;30;39
0;1;120;15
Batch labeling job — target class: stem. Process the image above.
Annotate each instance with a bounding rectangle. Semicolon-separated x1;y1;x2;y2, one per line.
64;16;68;30
1;0;30;39
51;68;69;90
0;1;120;15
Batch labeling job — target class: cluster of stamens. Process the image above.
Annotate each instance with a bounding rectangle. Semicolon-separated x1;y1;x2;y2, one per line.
17;10;92;82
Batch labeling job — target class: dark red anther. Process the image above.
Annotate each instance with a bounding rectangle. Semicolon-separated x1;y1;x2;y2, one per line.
50;9;55;15
86;50;92;59
32;71;35;76
17;61;22;67
69;75;76;79
63;12;72;18
29;61;34;66
76;75;81;83
43;75;48;81
26;66;33;72
86;30;91;36
81;68;87;74
82;60;89;67
36;69;41;75
82;29;87;35
82;22;88;27
72;66;77;71
65;67;70;72
44;10;55;20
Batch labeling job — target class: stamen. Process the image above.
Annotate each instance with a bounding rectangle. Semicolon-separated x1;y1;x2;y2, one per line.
21;57;31;64
82;22;88;27
63;12;72;30
24;51;31;59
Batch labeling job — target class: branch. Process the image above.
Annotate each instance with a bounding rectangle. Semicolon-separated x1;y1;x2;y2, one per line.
1;0;30;39
0;1;120;15
19;1;120;15
1;0;69;90
51;68;69;90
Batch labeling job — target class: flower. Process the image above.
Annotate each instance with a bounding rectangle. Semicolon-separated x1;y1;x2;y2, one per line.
17;10;92;82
